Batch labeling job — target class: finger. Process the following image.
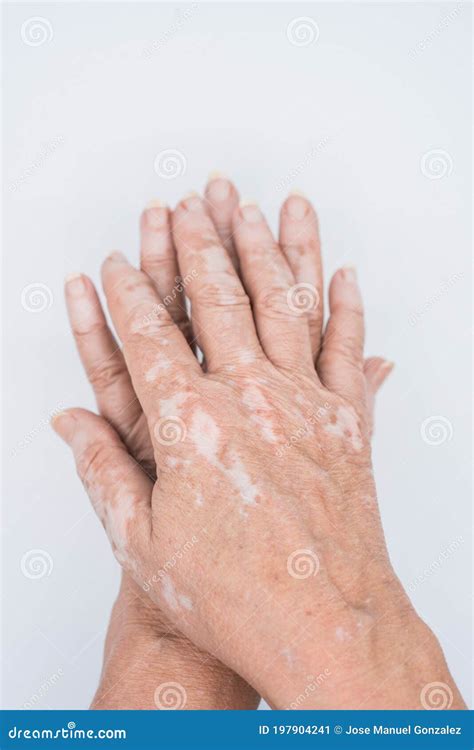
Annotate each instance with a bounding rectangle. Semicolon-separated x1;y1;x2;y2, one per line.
317;267;366;408
232;201;314;373
139;201;193;345
52;408;152;568
101;253;201;418
171;194;263;372
364;357;394;435
204;174;240;270
279;193;323;360
65;273;153;472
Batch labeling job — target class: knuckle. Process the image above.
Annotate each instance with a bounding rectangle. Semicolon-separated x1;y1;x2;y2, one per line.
76;441;116;488
255;285;291;318
88;359;126;392
124;301;175;338
73;319;108;340
327;339;363;369
192;282;250;310
332;300;364;320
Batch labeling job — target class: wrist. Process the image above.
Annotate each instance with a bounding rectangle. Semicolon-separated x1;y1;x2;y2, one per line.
93;625;259;710
259;605;465;710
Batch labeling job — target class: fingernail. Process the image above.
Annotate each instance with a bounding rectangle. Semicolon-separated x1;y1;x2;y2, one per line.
182;193;204;212
65;273;86;295
289;189;308;198
107;251;127;263
145;200;168;228
240;201;262;223
285;194;308;220
146;199;165;209
207;176;231;201
341;266;357;283
51;411;76;441
380;360;394;372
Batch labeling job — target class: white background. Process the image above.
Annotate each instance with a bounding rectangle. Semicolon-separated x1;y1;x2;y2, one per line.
2;2;471;709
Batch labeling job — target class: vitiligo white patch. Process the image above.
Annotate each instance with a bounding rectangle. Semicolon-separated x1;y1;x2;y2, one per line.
161;574;192;612
242;384;278;443
323;406;363;451
195;491;204;507
225;451;259;506
145;356;171;382
189;409;260;510
159;391;190;418
189;409;220;463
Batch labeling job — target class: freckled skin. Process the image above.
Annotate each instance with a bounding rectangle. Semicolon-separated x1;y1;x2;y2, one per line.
56;184;464;711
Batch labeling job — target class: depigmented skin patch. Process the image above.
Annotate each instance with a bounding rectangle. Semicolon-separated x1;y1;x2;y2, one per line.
323;405;363;451
241;383;279;443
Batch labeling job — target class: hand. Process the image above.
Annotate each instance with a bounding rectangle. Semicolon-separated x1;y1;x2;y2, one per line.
55;186;461;710
67;178;266;709
64;179;391;710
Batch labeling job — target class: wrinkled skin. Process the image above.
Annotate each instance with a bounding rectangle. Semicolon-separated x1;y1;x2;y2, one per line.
56;180;464;710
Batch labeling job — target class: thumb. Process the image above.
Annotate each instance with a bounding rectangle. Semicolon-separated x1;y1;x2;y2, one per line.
363;358;394;437
52;408;152;570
